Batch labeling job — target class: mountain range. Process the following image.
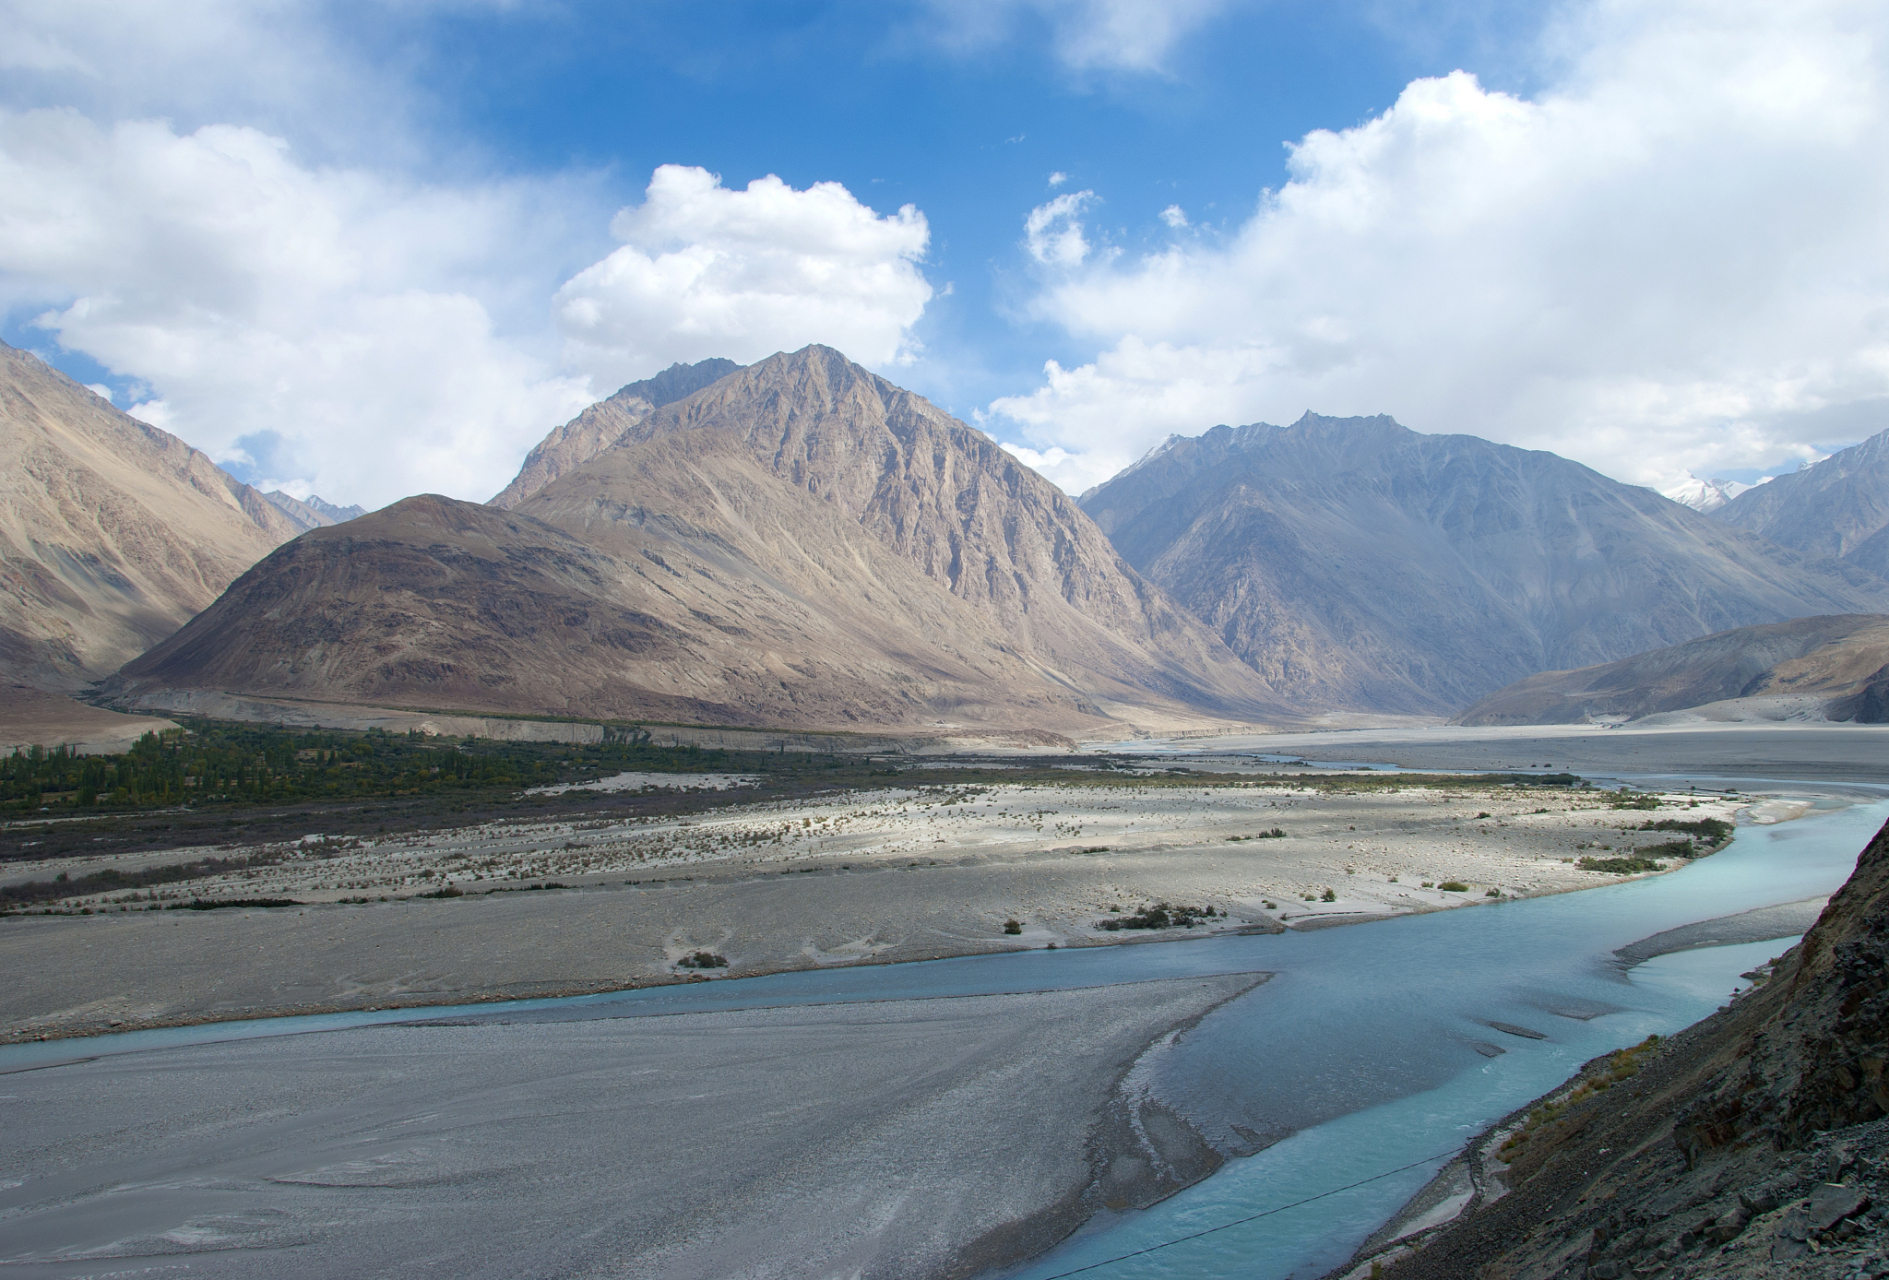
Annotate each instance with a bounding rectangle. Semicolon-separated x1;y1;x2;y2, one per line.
1077;414;1889;714
10;333;1889;739
0;341;299;693
106;347;1284;735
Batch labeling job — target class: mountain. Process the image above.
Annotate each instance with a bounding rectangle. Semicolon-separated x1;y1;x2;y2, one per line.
1077;414;1889;714
1382;816;1889;1280
489;357;743;509
1715;428;1889;578
1455;614;1889;725
0;341;300;692
108;347;1285;736
262;491;366;534
1663;473;1754;514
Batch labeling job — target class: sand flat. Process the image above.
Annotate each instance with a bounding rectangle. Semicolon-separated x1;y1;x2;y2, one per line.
0;974;1261;1280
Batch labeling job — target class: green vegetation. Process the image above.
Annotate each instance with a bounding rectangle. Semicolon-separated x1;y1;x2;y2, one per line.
1096;902;1219;930
1002;918;1023;934
1230;828;1287;841
1609;791;1662;810
1498;1036;1662;1162
677;950;728;969
1437;880;1470;892
1577;855;1664;874
0;720;737;813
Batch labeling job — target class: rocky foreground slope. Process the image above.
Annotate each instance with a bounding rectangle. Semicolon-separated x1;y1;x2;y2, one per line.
108;347;1284;735
1381;816;1889;1280
1456;614;1889;725
1080;415;1889;714
0;340;300;691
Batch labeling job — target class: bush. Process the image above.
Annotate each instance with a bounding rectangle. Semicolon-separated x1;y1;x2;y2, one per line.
1096;902;1216;931
1485;887;1502;897
1003;918;1023;935
677;950;728;969
1320;887;1337;902
1577;855;1663;874
1437;881;1470;893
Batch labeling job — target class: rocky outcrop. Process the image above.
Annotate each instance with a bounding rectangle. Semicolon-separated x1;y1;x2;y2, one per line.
488;357;741;509
1455;614;1889;725
0;340;301;691
1080;414;1889;714
1378;817;1889;1280
108;348;1286;735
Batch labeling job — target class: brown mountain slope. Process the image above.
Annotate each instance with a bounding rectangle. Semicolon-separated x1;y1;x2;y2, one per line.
1382;816;1889;1280
488;357;741;509
109;348;1285;735
1455;614;1889;725
0;341;299;691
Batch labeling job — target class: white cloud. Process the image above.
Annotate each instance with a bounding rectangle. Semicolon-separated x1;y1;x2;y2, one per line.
553;165;934;388
989;0;1889;492
1159;203;1188;228
919;0;1231;73
1048;170;1069;187
1024;190;1097;266
0;108;595;509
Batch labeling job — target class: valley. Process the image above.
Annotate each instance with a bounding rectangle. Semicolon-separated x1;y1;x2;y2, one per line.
0;734;1763;1043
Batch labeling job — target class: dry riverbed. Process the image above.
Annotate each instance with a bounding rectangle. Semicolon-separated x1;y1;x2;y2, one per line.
0;773;1749;1040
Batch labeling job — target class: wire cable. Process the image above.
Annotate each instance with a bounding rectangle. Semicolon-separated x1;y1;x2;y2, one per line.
1033;1144;1467;1279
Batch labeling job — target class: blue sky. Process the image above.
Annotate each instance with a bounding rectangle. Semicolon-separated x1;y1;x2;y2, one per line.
3;0;1886;507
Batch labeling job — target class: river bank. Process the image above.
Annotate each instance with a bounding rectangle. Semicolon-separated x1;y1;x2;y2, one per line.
1;772;1747;1042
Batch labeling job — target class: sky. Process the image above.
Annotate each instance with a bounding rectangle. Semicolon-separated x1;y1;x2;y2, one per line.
2;0;1886;509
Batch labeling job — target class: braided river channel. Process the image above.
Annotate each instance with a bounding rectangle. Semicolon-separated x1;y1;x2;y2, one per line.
3;756;1885;1279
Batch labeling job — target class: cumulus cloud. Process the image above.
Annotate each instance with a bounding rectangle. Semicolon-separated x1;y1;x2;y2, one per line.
919;0;1232;73
989;0;1889;492
1159;204;1188;228
553;165;934;389
1024;190;1097;266
0;108;595;508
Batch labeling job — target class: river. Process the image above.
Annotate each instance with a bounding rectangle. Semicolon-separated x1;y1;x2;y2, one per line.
2;782;1882;1278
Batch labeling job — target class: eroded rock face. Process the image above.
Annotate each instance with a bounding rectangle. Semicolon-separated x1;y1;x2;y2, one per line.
109;348;1285;735
0;340;300;690
1079;414;1889;714
1379;818;1889;1280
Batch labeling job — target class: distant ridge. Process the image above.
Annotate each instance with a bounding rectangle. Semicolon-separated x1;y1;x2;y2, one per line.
489;357;742;509
1080;413;1889;714
0;340;300;691
109;346;1284;736
262;490;367;534
1455;614;1889;725
1714;426;1889;578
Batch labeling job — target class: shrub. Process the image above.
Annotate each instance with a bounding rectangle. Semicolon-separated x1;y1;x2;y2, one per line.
1003;918;1023;935
1437;881;1469;893
1577;855;1663;874
677;950;728;969
1096;902;1215;931
1485;887;1502;897
1320;887;1337;902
